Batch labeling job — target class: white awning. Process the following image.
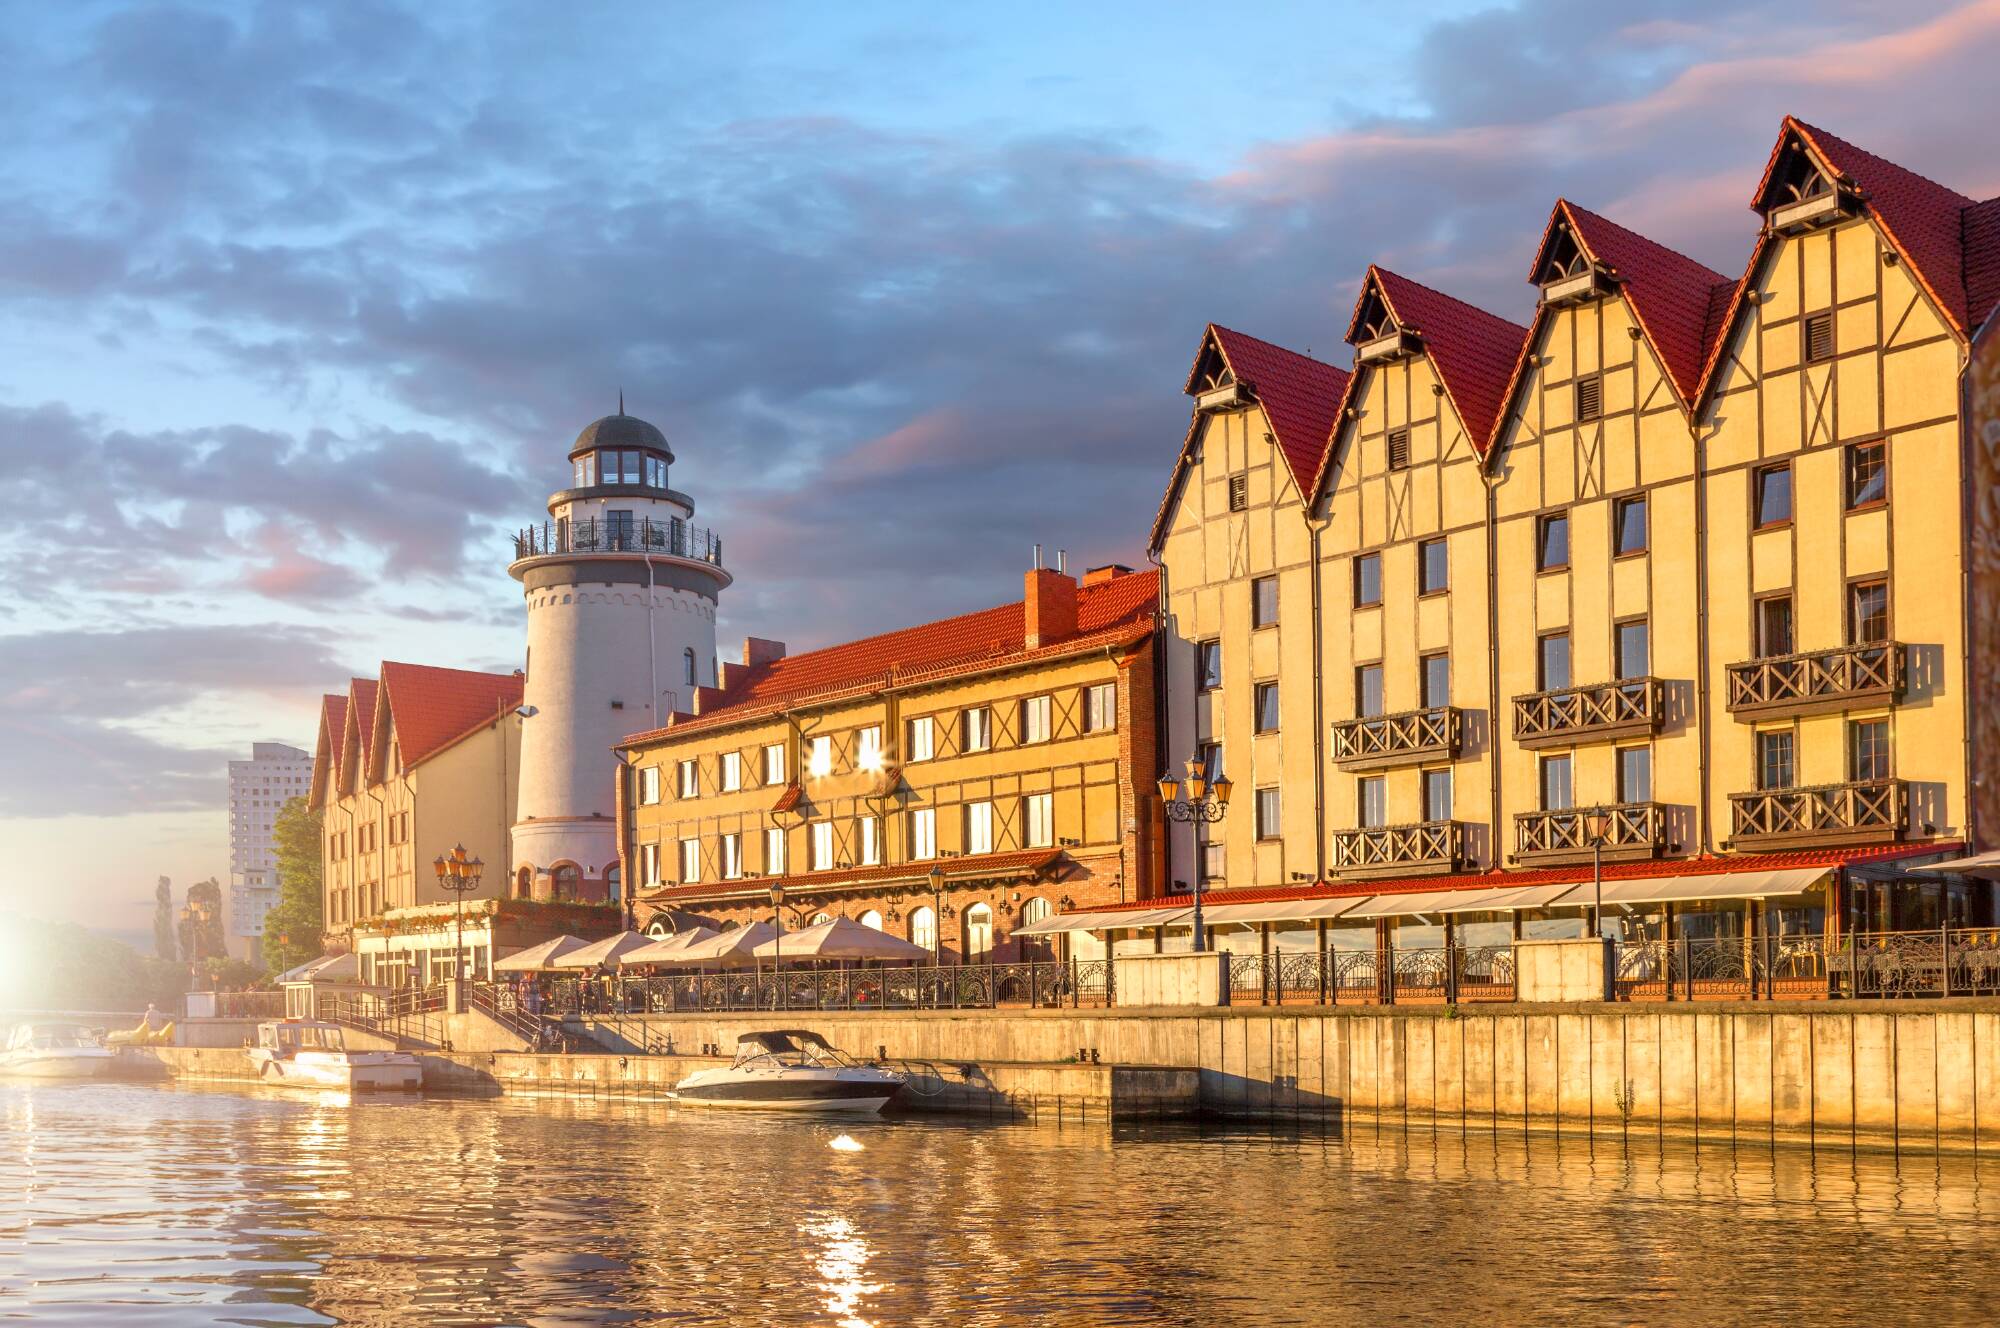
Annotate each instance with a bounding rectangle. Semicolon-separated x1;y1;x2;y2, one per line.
1201;897;1370;924
1594;866;1829;906
1340;889;1491;919
1915;850;2000;880
1437;881;1588;912
1014;906;1192;935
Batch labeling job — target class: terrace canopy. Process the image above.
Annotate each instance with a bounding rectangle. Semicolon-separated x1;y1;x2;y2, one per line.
1014;906;1192;935
494;936;589;972
751;916;933;962
671;921;780;968
618;927;720;967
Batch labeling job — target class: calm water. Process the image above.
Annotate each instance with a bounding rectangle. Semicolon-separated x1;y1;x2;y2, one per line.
2;1081;1997;1326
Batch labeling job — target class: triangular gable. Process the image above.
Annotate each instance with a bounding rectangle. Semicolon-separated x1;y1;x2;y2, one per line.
307;693;347;809
377;661;525;773
340;678;378;796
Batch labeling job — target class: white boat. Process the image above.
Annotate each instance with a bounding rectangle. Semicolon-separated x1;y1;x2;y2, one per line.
0;1023;117;1079
672;1030;904;1113
247;1020;422;1092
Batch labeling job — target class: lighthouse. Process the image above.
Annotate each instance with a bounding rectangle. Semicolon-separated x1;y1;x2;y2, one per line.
507;407;730;903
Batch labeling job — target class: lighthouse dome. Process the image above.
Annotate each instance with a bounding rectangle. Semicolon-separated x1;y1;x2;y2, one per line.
568;412;673;463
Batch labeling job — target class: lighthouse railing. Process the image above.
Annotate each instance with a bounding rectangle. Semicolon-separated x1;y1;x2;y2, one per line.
513;517;722;567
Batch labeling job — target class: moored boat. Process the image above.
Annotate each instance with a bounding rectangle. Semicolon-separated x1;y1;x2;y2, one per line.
672;1030;903;1113
0;1023;118;1079
247;1020;422;1092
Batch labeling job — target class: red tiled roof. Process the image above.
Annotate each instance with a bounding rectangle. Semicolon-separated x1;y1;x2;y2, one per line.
623;569;1157;744
346;678;379;775
1352;266;1528;457
377;661;524;773
770;782;803;814
1962;196;2000;332
637;847;1064;904
308;692;347;807
1082;841;1959;914
1558;201;1731;404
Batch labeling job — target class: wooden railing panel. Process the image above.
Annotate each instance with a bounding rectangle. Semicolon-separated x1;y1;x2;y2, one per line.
1513;678;1663;748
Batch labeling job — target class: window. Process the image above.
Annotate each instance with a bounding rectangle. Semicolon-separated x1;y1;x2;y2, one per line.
906;716;935;762
763;743;786;785
1618;747;1652;804
721;833;742;880
859;910;884;931
639;766;661;805
1200;840;1226;882
1614;496;1648;556
811;822;834;871
679;839;700;884
1418;538;1448;595
1387;427;1410;471
1252;576;1279;628
765;827;786;874
645;454;668;488
1421;654;1451;709
1537;513;1570;571
1422;768;1453;822
677;760;699;799
910;906;937;956
1357;776;1387;829
574;453;597;487
966;801;994;854
1254;682;1281;733
1354;554;1383;607
1082;683;1116;733
1228;473;1248;512
857;725;884;770
1575;374;1603;423
1846;440;1886;510
1197;641;1223;691
1757;730;1796;790
1355;664;1384;719
911;807;937;860
1197;742;1224;786
1025;793;1053;848
1538;632;1572;692
1021;697;1051;744
1615;620;1650;679
1254;786;1281;839
1849;580;1889;645
808;735;832;777
1849;719;1891;782
1756;595;1795;657
720;752;742;792
683;647;698;687
1755;464;1792;528
859;816;881;866
1540;754;1573;811
1803;310;1835;364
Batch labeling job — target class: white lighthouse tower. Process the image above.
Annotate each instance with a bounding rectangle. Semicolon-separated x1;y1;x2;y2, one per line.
507;407;730;903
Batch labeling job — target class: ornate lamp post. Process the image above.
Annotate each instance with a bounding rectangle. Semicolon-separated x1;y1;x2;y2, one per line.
1159;757;1233;951
926;864;947;965
432;844;485;984
180;896;213;993
769;880;787;1008
1582;807;1613;939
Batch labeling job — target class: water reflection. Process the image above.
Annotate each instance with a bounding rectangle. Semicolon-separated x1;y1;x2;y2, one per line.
2;1081;1998;1325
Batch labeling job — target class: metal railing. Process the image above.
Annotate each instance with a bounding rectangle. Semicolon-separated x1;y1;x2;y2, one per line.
512;516;723;566
195;991;285;1020
1223;946;1516;1005
1328;707;1461;770
505;961;1106;1017
1513;677;1663;747
1516;803;1666;862
1329;821;1465;876
1729;779;1905;847
1726;642;1902;717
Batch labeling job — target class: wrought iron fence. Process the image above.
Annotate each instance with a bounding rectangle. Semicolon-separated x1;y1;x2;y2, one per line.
513;516;723;566
1223;945;1513;1006
1831;929;2000;999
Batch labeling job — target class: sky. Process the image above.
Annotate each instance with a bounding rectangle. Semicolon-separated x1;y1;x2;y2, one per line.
4;0;2000;939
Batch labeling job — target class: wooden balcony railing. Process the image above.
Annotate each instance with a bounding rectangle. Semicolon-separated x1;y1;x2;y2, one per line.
1514;802;1668;865
1726;642;1903;719
1513;677;1663;749
1330;820;1467;878
1729;779;1906;848
1328;706;1462;771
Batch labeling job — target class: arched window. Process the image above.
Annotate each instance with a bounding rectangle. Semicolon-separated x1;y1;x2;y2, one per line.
859;910;884;931
605;863;621;903
910;906;937;958
810;912;831;927
963;903;994;961
646;919;670;939
551;862;581;901
684;648;697;687
1019;897;1052;961
515;866;533;900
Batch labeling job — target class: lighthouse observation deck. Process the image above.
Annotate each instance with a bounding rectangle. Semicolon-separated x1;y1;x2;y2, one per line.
510;516;724;572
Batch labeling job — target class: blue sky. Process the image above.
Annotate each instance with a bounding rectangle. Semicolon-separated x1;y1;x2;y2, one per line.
3;0;1997;936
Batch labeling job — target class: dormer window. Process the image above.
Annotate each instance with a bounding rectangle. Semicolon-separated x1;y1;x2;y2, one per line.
1189;336;1243;412
1761;141;1856;233
1351;284;1417;364
1536;221;1610;306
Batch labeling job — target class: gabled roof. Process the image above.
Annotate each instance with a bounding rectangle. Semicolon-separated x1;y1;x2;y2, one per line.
1149;324;1348;552
624;568;1158;745
307;692;347;809
1556;201;1733;404
376;662;524;774
342;679;378;793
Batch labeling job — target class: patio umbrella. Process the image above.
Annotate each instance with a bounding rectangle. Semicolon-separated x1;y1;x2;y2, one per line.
750;915;932;962
551;931;656;970
618;927;720;968
494;936;589;973
670;921;780;968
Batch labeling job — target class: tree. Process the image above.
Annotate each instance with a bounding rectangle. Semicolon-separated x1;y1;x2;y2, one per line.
152;876;177;962
0;911;186;1013
261;796;325;974
178;879;226;980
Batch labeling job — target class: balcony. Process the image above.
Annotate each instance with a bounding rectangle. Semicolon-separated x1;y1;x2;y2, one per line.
1726;643;1903;720
1329;707;1462;771
1515;803;1668;865
512;516;723;568
1729;779;1906;849
1330;820;1467;878
1513;678;1663;750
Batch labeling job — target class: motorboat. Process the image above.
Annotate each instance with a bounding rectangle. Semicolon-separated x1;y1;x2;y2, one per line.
247;1020;422;1092
0;1023;117;1079
671;1030;904;1113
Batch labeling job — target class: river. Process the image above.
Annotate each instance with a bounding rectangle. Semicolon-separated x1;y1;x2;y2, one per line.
2;1080;1996;1326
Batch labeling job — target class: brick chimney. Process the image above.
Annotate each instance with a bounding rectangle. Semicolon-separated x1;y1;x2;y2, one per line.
1024;567;1078;648
743;637;787;667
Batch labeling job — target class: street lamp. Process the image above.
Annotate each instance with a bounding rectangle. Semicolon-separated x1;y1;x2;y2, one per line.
927;863;947;965
769;879;787;972
1581;807;1613;940
1160;756;1232;951
180;896;213;993
432;844;485;984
